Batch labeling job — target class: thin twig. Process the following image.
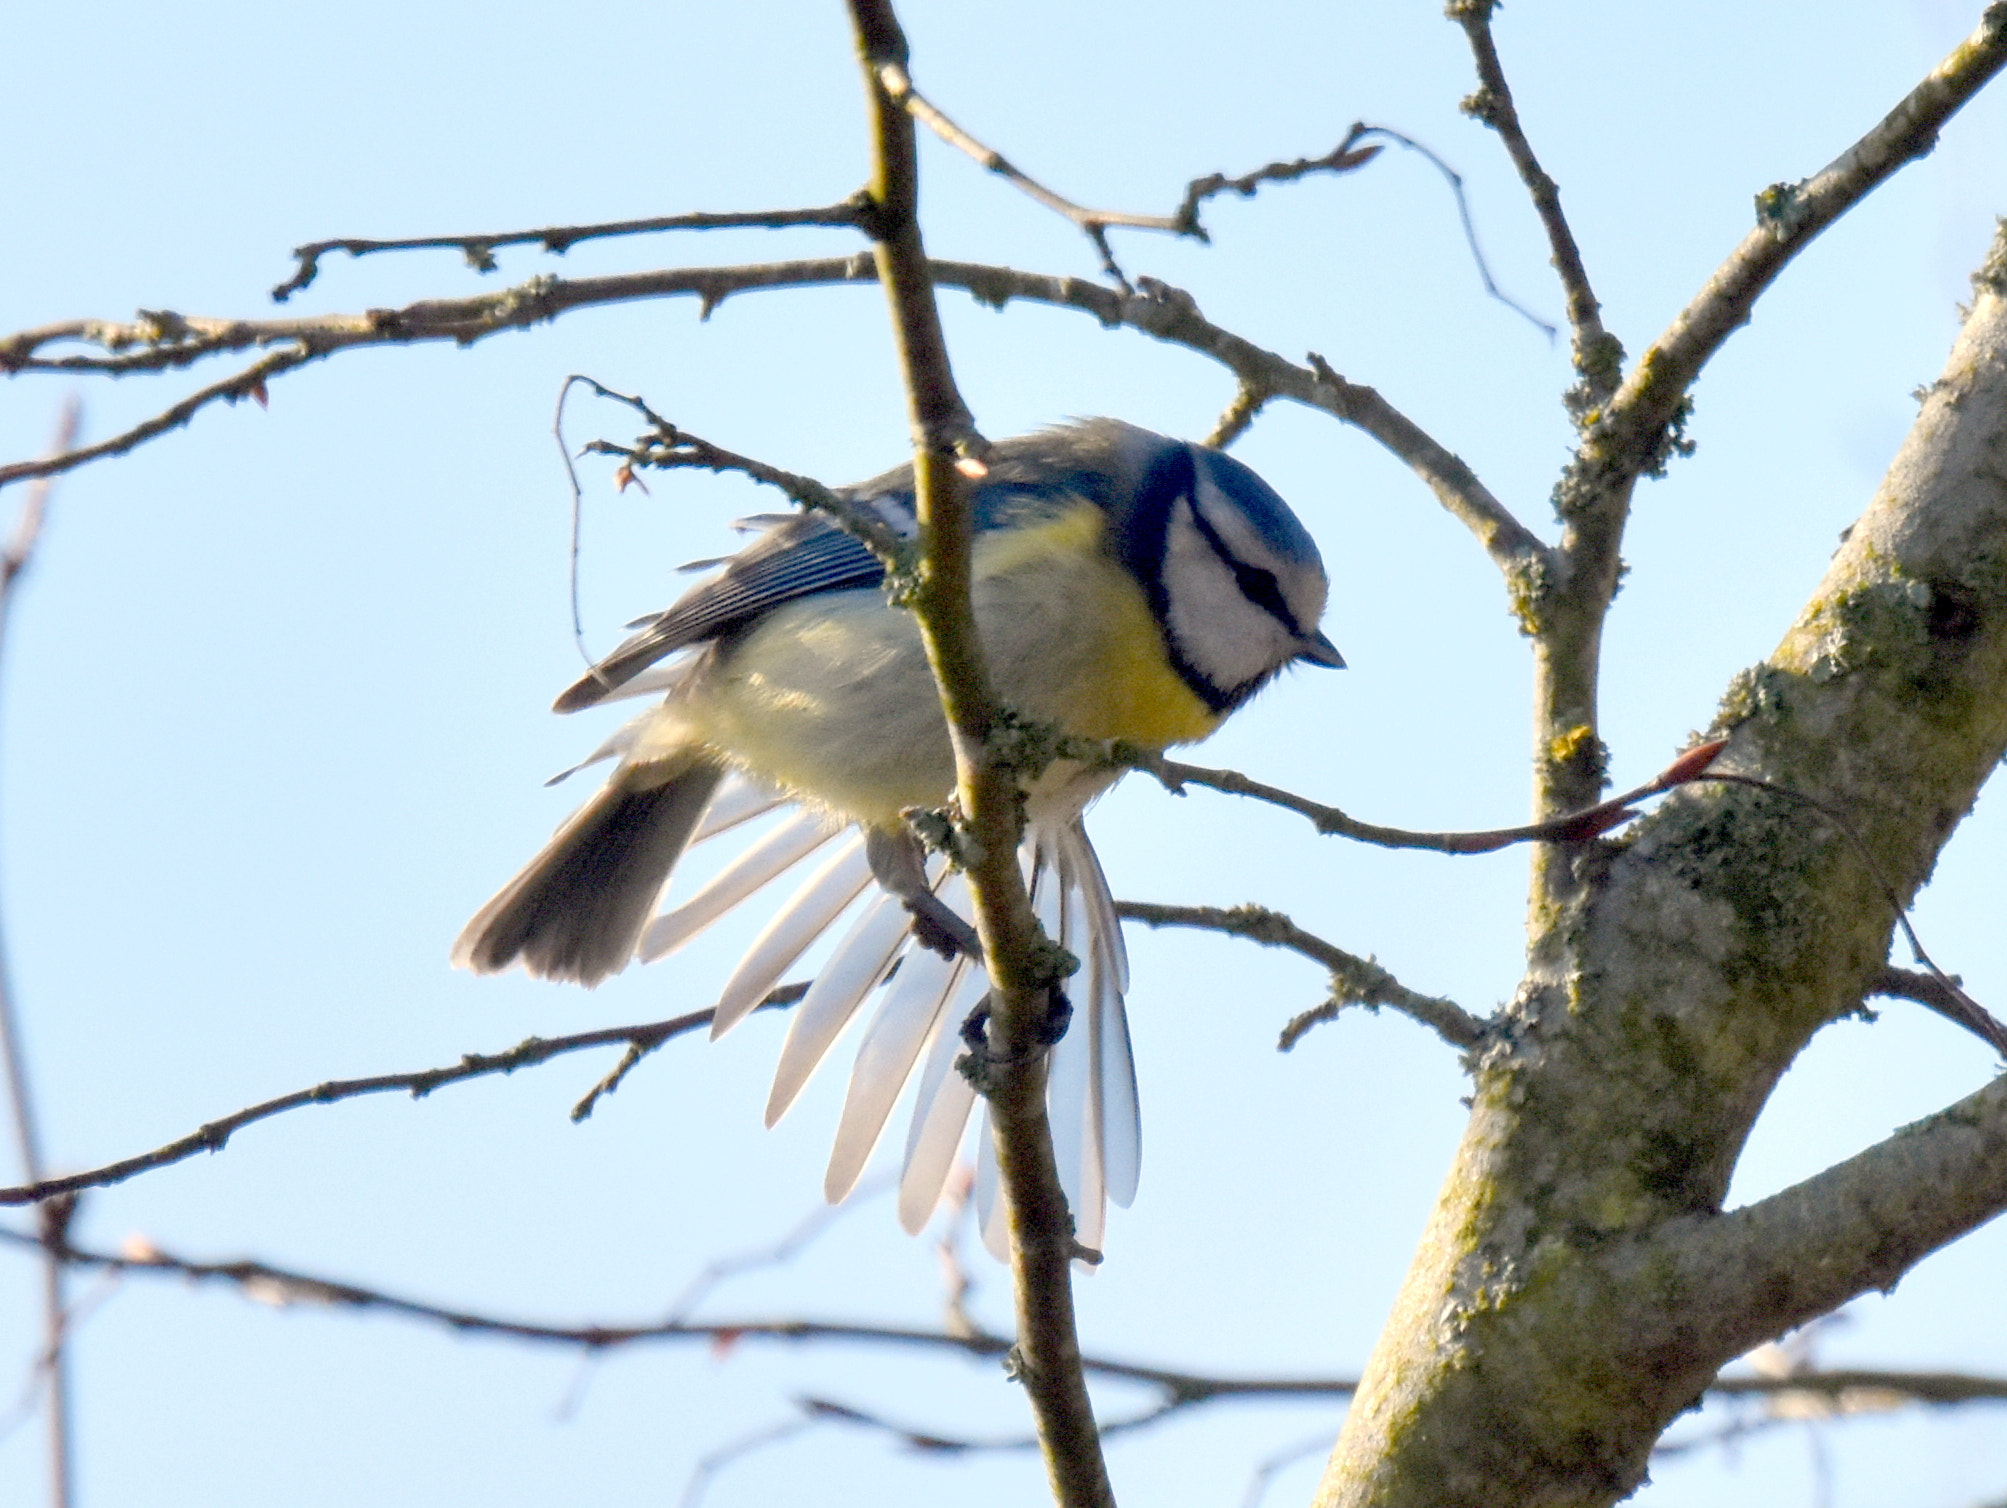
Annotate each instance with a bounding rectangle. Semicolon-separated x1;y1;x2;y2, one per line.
553;375;605;670
1112;755;1997;1055
1347;126;1554;340
267;117;1376;308
258;117;1376;304
1241;1429;1341;1508
0;1222;1353;1397
554;385;916;711
677;1415;821;1508
795;1386;1248;1453
568;1039;654;1123
5;1222;1998;1431
1447;1;1616;402
570;981;810;1122
0;346;307;492
1171;122;1553;340
0;397;81;1508
0;993;801;1208
880;70;1389;293
664;1173;895;1322
1574;5;2007;512
848;5;1108;1504
803;1353;2007;1464
1704;1367;2007;1407
0;1266;116;1456
1119;737;1728;856
1174;131;1384;236
1203;384;1269;450
0;261;1552;598
934;1166;981;1338
1113;901;1484;1052
876;61;1181;290
1872;965;2007;1057
1297;351;1547;579
272;201;872;300
1616;1355;2007;1461
582;396;910;562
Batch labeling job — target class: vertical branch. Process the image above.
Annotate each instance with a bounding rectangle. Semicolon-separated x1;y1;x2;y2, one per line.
0;398;81;1508
842;5;1115;1507
1448;0;1621;409
1442;0;1622;852
1527;3;2007;850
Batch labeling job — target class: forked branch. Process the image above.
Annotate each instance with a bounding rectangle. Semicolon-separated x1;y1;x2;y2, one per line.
1583;4;2007;504
1113;901;1484;1052
0;998;803;1209
1;260;1552;600
271;200;873;301
1447;0;1618;407
847;3;1110;1504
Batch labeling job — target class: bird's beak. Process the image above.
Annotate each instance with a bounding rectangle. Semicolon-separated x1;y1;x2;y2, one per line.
1295;629;1345;669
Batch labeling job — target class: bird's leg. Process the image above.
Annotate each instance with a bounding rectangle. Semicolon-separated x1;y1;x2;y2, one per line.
1038;986;1073;1045
954;988;1072;1097
865;827;982;960
865;828;1070;1049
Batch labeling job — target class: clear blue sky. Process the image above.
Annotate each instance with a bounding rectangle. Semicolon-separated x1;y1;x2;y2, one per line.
3;3;2005;1505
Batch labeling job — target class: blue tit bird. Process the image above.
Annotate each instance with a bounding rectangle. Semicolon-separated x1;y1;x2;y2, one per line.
454;418;1341;1254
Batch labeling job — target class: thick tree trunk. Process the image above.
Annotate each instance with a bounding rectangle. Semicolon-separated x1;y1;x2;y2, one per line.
1318;230;2007;1507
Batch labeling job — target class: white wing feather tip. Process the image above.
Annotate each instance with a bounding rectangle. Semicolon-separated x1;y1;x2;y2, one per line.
710;837;873;1039
824;948;965;1203
640;809;836;961
896;967;987;1232
606;784;1140;1250
764;892;915;1127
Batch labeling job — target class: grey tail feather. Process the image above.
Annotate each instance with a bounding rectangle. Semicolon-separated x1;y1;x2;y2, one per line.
453;761;726;986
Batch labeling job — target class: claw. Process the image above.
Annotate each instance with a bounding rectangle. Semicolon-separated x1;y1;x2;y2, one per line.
865;827;982;959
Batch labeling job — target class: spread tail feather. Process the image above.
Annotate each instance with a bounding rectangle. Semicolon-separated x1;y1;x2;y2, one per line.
453;758;725;986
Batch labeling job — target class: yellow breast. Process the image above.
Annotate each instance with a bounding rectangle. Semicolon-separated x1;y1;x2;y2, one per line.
972;505;1222;749
676;501;1222;830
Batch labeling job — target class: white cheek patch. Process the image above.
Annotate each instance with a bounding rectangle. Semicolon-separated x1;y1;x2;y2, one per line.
1161;500;1302;698
1191;474;1330;632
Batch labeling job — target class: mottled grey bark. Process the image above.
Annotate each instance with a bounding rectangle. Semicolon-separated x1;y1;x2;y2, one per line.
1318;231;2007;1507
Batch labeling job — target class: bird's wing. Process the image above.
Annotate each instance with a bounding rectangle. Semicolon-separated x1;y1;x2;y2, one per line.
968;821;1137;1261
707;836;876;1036
552;450;1125;714
553;516;889;712
646;814;1135;1254
546;426;1154;1244
642;803;1140;1253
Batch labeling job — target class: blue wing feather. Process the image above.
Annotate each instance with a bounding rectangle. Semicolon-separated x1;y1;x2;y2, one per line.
553;517;887;712
553;420;1176;713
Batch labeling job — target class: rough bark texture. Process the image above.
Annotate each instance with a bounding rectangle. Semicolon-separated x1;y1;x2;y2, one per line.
1317;237;2007;1507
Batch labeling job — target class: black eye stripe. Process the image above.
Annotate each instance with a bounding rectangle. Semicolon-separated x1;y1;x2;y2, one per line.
1233;562;1289;617
1183;495;1302;633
